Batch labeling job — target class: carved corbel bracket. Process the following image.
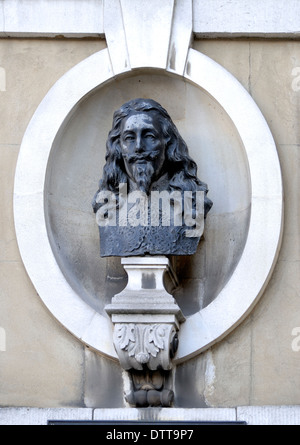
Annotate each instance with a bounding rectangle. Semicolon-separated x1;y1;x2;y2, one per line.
105;256;185;406
113;322;178;371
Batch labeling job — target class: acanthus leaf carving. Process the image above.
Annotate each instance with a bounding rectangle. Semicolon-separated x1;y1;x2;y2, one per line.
116;323;136;351
146;324;165;356
114;323;174;369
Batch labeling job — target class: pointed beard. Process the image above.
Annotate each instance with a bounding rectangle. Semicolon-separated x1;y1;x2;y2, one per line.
132;162;155;195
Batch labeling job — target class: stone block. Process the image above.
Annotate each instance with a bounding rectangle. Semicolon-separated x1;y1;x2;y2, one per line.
83;349;124;408
2;0;104;37
0;144;20;262
249;41;300;146
0;39;105;145
250;260;300;406
276;144;300;262
0;6;4;37
237;406;300;425
0;261;85;407
211;326;252;406
120;0;174;69
0;407;92;425
93;407;237;422
174;351;212;408
193;0;300;38
193;40;251;92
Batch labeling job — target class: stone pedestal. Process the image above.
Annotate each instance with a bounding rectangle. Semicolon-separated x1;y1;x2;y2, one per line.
105;256;185;406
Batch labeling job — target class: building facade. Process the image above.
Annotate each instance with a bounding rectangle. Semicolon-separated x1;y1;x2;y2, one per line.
0;0;300;425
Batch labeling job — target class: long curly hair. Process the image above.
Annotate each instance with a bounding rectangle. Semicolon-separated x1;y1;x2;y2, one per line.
93;98;212;216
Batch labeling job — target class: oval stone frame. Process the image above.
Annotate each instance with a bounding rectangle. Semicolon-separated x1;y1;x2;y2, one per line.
14;48;283;363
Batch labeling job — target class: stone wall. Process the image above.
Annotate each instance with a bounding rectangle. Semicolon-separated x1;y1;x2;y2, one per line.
189;40;300;407
0;38;124;408
0;36;299;409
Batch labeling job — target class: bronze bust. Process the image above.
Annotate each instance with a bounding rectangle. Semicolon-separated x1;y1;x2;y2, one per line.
93;98;212;256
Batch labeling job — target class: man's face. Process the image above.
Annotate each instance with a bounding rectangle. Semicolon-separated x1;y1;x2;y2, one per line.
120;112;166;194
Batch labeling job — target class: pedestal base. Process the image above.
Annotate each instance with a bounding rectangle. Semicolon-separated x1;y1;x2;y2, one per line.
105;256;185;407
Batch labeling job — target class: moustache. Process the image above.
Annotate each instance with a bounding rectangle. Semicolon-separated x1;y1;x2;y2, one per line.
125;150;161;164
